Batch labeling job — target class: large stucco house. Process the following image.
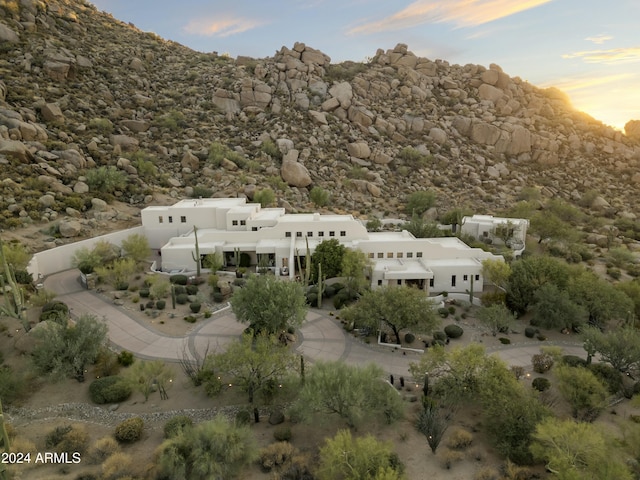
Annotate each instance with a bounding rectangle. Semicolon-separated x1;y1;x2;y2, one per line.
141;198;504;296
461;214;529;256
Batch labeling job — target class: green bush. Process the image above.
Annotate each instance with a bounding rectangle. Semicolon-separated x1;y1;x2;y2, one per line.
524;327;537;338
186;284;199;295
588;363;623;394
170;274;188;285
481;291;506;306
189;302;201;313
532;377;551;392
156;300;166;310
532;353;554;373
89;376;132;404
444;324;464;339
561;355;587;367
204;375;222;397
324;285;336;297
45;425;73;449
437;307;449;318
499;337;511;345
139;289;150;298
212;291;225;303
40;301;69;324
306;292;318;305
114;417;144;443
235;409;251;426
164;415;193;439
176;293;189;305
433;331;447;342
174;285;186;295
273;426;292;442
117;351;135;367
404;333;415;344
184;316;197;323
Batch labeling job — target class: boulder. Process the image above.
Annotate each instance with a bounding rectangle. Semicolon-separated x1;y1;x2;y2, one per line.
329;82;353;109
181;151;200;170
347;142;371;159
281;160;312;188
268;410;285;425
58;219;83;238
0;24;19;43
0;139;33;163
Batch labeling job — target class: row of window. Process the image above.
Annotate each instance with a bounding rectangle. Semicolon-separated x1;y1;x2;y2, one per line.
368;252;423;259
285;231;347;238
231;220;247;226
158;215;187;224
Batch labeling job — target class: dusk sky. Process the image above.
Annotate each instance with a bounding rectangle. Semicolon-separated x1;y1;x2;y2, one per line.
89;0;640;131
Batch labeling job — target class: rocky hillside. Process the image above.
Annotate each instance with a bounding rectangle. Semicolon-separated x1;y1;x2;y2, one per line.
1;0;640;249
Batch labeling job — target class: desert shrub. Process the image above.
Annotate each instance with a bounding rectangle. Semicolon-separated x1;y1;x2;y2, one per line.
114;417;144;443
437;307;449;318
9;437;37;456
561;355;587;367
273;425;292;442
532;377;551;392
444;324;463;339
89;376;132;404
184;315;197;323
101;452;135;480
532;353;554;373
139;288;150;298
433;331;447;342
170;274;188;285
524;326;537;338
174;285;186;294
481;291;506;306
306;292;317;305
474;466;500;480
176;293;189;304
189;302;201;313
439;448;464;469
45;425;72;449
404;332;415;344
259;441;296;471
145;300;155;309
446;428;473;450
156;300;166;310
204;375;222;397
94;348;121;377
499;337;511;345
163;415;193;439
88;436;120;464
0;366;29;405
186;284;199;295
40;300;69;324
212;291;225;303
235;409;251;426
588;363;623;394
46;424;88;454
118;350;135;366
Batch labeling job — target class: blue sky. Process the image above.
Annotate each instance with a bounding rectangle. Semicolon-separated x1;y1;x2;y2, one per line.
89;0;640;131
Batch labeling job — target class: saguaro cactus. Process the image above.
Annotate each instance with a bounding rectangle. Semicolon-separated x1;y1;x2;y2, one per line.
0;236;28;332
317;263;323;308
0;399;10;480
190;226;201;277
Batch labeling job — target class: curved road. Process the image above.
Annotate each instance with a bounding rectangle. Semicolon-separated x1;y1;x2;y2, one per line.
45;270;587;379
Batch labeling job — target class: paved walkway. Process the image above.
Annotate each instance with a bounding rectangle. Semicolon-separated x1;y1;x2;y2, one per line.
45;270;587;379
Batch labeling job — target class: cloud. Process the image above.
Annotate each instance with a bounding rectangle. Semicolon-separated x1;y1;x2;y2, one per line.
183;14;265;37
585;34;612;45
347;0;553;35
562;47;640;65
542;73;635;93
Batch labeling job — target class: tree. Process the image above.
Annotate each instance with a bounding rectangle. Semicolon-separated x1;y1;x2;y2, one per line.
290;361;404;428
530;211;577;244
554;364;608;421
401;214;442;239
120;233;150;264
531;283;587;330
95;258;136;288
416;401;449;454
342;286;439;344
231;274;307;334
156;415;257;480
481;258;511;291
206;333;296;404
580;326;640;372
568;270;634;328
317;429;404;480
477;304;516;336
32;314;108;381
340;248;370;295
254;188;275;207
405;190;436;216
85;166;127;195
366;217;382;232
311;239;345;282
531;418;633;480
506;255;571;314
71;246;101;274
202;252;224;272
125;360;174;402
615;280;640;323
1;241;31;271
310;186;330;207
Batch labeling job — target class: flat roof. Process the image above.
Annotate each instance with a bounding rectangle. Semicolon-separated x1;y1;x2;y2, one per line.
277;214;356;223
424;258;481;267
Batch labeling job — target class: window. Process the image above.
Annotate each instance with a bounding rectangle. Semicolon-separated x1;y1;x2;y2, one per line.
475;274;480;281
463;275;468;281
240;220;246;226
318;231;324;237
307;232;313;237
296;232;302;237
158;216;163;224
285;232;291;238
387;252;393;258
232;220;238;226
377;280;383;286
407;252;413;258
483;231;489;237
368;253;374;259
340;231;346;237
416;252;423;258
180;216;186;223
377;253;384;258
329;231;335;237
451;275;456;287
168;216;173;223
429;278;434;287
252;227;258;232
397;280;402;285
397;252;403;259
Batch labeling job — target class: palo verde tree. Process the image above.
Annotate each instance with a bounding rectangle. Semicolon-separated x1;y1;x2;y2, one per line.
231;274;307;335
531;283;587;330
476;303;516;336
32;313;108;381
205;332;296;404
120;233;150;265
290;361;404;429
311;239;345;282
342;285;439;344
125;360;174;402
580;326;640;372
340;248;370;295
